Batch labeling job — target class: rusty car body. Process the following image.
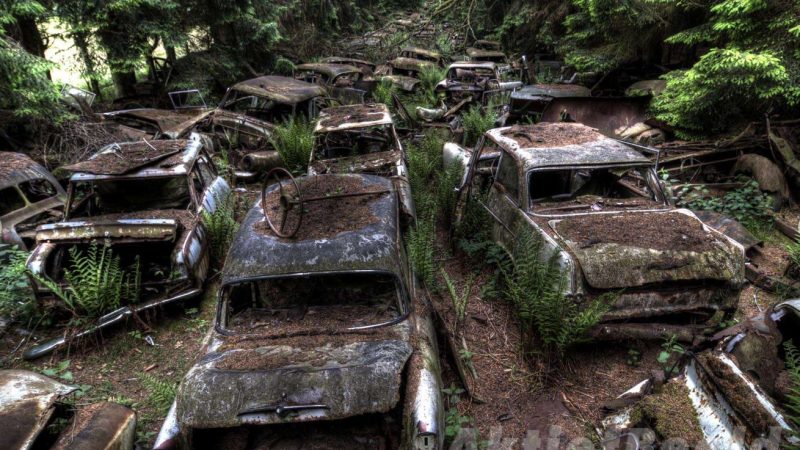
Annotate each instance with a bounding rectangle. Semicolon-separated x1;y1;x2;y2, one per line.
381;47;445;93
603;299;800;448
434;61;521;108
0;152;66;250
295;62;373;104
24;136;231;359
308;103;415;224
319;56;377;76
505;83;592;124
0;369;136;450
101;107;208;141
191;76;328;177
444;122;746;340
154;173;443;449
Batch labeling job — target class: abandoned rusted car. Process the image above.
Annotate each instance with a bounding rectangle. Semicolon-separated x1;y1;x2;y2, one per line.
381;47;444;92
192;76;327;177
308;103;415;224
465;46;511;74
101;107;207;141
294;62;373;104
24;136;231;359
445;122;746;339
505;83;591;124
435;61;520;107
319;56;377;76
1;369;136;450
154;173;443;450
0;152;66;250
604;299;800;448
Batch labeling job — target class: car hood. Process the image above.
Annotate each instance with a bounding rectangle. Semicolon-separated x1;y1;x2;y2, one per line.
551;210;745;289
176;334;412;429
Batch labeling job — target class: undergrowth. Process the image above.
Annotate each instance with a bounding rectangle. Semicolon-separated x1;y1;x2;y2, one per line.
407;212;438;289
418;65;447;106
30;244;141;321
783;341;800;448
461;103;497;147
0;245;36;322
139;372;177;413
270;117;314;173
372;78;398;106
504;233;609;360
201;192;239;268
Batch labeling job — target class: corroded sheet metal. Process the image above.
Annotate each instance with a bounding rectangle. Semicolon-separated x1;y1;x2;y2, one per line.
389;57;434;73
296;63;362;79
222;174;401;285
314;103;393;133
0;370;76;450
485;123;648;169
51;402;136;450
551;211;745;289
540;96;650;137
230;76;327;104
176;336;413;428
382;74;421;92
35;219;179;243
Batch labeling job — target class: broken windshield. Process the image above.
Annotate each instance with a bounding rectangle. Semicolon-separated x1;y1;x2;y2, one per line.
314;126;395;160
528;166;660;212
69;176;191;217
222;272;404;334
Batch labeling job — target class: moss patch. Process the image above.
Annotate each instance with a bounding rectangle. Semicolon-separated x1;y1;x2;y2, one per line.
630;381;704;445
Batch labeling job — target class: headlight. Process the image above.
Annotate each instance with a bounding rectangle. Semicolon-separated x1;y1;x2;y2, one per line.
415;433;437;450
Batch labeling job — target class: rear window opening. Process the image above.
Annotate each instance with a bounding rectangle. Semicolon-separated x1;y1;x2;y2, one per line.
18;178;59;203
222;273;404;333
314;127;394;159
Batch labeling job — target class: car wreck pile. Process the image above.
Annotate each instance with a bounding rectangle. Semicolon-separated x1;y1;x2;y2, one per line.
3;27;800;450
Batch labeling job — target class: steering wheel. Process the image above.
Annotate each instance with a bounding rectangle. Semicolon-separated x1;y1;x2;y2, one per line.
261;168;303;238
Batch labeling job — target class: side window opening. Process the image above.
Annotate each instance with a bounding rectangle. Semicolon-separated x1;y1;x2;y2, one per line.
0;186;25;215
18;178;58;203
495;151;519;202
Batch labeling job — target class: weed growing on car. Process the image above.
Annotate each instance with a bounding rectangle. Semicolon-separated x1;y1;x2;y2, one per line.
461;103;497;147
270;117;315;173
202;191;239;268
504;233;609;360
30;244;141;321
0;245;36;322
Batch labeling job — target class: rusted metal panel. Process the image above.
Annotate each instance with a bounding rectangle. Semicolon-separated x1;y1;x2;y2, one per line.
540;96;650;137
295;63;362;79
51;402;136;450
230;76;327;104
35;219;179;243
0;370;76;450
314;104;392;133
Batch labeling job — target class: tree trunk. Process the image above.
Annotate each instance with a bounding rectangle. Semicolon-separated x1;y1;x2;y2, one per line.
165;45;177;64
110;71;138;98
73;31;102;98
14;15;46;58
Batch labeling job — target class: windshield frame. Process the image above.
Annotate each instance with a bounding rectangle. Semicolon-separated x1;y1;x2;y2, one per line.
525;163;668;217
64;174;195;220
214;269;410;336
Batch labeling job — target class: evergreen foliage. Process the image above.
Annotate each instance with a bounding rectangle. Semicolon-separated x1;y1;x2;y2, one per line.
270;117;315;174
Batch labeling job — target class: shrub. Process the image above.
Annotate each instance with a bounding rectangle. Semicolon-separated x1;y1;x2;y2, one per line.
273;57;296;75
201;192;239;267
461;104;497;147
139;372;177;413
418;65;447;106
30;244;140;320
503;233;608;359
671;177;773;232
436;162;463;225
270;117;314;173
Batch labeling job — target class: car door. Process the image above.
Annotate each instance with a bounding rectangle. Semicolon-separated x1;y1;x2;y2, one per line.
485;149;522;253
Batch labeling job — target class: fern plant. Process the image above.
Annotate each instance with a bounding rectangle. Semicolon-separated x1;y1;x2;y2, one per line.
30;244;140;320
201;192;239;267
418;65;447;106
372;78;398;106
270;117;314;173
441;268;474;331
139;372;177;413
407;213;438;288
461;104;497;147
783;341;800;449
503;233;609;359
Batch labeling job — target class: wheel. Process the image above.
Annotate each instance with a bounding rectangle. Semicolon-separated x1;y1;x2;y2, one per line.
261;168;303;238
